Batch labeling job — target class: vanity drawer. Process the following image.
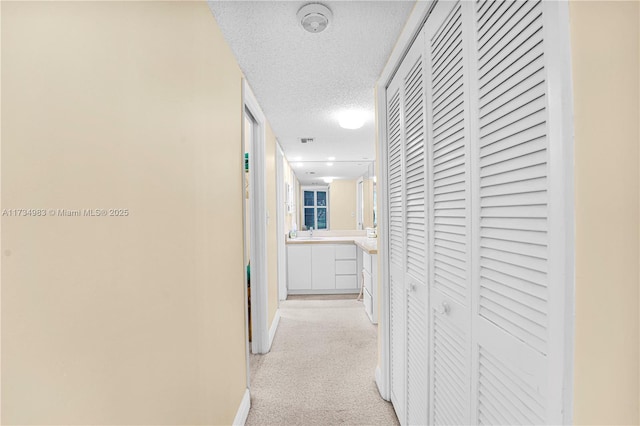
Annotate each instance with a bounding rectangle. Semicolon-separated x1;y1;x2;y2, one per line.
335;259;357;275
336;275;358;290
335;245;356;260
363;251;372;274
364;288;373;320
363;269;372;294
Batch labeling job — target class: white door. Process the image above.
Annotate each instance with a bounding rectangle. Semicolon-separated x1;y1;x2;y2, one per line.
387;62;407;425
469;0;564;423
401;32;429;426
384;1;571;424
424;1;473;424
387;29;429;426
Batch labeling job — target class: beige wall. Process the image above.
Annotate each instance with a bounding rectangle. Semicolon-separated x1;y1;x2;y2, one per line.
265;124;278;326
570;1;640;424
2;2;247;424
329;179;357;230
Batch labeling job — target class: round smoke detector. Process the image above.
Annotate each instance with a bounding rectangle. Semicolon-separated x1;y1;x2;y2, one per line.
297;3;332;33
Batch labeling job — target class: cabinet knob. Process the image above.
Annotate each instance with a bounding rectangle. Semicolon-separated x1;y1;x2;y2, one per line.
438;301;451;315
408;283;416;292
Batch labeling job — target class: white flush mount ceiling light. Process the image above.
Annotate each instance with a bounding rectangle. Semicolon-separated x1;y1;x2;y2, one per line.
297;3;332;33
326;162;334;166
338;110;367;130
323;177;334;184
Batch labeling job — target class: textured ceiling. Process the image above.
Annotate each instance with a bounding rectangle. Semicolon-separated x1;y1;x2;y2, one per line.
208;1;415;183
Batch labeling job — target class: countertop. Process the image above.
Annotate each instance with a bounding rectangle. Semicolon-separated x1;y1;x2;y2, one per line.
286;235;378;255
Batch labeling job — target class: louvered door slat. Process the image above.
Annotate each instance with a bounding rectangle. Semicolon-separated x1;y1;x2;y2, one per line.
432;312;468;425
478;1;519;45
407;290;428;425
480;55;544;106
478;347;545;424
390;274;405;413
477;0;508;33
404;54;426;284
388;89;404;268
478;2;541;66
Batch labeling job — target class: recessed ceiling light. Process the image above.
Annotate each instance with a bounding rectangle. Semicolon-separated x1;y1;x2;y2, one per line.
294;162;304;168
328;156;336;161
338;110;367;130
326;162;334;166
323;177;334;183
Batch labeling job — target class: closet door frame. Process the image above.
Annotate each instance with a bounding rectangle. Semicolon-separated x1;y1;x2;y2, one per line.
375;1;576;423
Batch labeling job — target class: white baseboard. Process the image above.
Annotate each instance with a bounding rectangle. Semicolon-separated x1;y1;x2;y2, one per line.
268;309;281;350
375;366;390;401
233;388;251;426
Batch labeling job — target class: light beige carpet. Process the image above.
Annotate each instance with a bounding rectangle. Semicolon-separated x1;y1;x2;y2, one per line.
246;297;399;426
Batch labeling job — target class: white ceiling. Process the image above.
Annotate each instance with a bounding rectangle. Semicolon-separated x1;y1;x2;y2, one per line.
208;1;415;184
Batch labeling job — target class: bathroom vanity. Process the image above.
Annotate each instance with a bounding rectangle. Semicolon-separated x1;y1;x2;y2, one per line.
286;234;378;323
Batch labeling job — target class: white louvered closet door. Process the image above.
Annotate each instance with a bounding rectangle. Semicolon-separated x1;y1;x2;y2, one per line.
424;1;473;424
401;31;429;426
384;0;570;424
387;30;429;426
469;1;564;423
386;65;406;424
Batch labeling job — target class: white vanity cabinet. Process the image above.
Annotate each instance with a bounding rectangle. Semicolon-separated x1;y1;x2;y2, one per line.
287;243;359;294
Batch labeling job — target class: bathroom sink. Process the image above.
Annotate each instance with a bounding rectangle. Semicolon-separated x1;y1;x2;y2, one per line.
290;236;329;241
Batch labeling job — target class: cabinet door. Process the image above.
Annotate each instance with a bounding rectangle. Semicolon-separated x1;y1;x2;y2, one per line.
311;245;335;290
287;245;312;290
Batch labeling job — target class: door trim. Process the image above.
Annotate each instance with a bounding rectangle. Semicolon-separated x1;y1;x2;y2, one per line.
242;79;270;355
356;176;364;230
542;2;576;422
276;144;287;301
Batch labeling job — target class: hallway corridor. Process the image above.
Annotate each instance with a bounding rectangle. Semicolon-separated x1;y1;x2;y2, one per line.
246;297;398;426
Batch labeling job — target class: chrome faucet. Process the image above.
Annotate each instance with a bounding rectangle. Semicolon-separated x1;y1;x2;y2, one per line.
309;226;313;239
